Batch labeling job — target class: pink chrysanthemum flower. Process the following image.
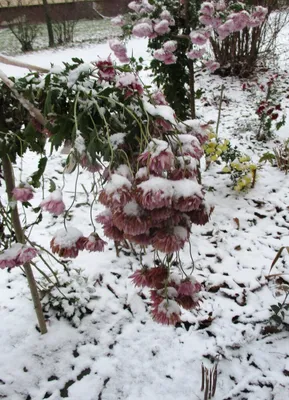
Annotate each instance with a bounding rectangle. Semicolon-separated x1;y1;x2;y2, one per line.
113;200;150;236
177;278;202;296
187;48;206;60
152;226;189;253
50;227;84;258
160;10;175;25
151;299;181;325
190;32;208;46
124;233;151;246
12;184;34;202
138;139;174;175
187;204;212;225
199;14;213;26
99;174;132;209
151;91;168;106
205;60;220;73
172;179;203;212
109;39;130;63
170;156;198;180
132;22;153;38
96;209;124;241
103;224;124;241
200;1;215;16
136;177;173;210
130;268;150;287
173;134;203;160
0;243;38;269
17;246;38;265
85;233;107;252
149;207;174;222
40;190;66;216
163;40;177;53
128;1;142;13
154;20;170;35
180;119;210;145
95;57;116;81
176;294;200;310
116;73;143;98
146;266;169;289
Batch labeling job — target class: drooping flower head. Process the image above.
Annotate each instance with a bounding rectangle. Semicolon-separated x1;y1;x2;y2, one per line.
40;190;66;216
151;299;181;325
116;73;144;98
99;174;132;209
50;227;85;258
85;233;107;252
95;57;116;82
138;139;175;175
12;183;34;203
0;243;38;269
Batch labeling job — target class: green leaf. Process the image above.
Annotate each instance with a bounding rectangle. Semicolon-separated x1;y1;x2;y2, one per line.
29;157;47;188
48;179;56;193
259;152;275;164
270;305;280;314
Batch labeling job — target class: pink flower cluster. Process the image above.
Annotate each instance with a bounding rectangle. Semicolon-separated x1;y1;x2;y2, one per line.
50;227;107;258
199;2;268;40
0;243;38;269
153;40;178;65
130;266;202;325
97;122;212;254
109;39;130;64
129;4;175;38
124;0;267;68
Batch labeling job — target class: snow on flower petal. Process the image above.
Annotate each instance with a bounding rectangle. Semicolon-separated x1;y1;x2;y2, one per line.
40;190;66;216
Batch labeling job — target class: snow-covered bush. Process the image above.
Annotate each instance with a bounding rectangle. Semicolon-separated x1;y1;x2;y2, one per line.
0;55;213;326
113;0;267;118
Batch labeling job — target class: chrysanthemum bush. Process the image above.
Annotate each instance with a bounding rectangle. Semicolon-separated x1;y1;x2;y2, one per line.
112;0;267;118
0;54;213;326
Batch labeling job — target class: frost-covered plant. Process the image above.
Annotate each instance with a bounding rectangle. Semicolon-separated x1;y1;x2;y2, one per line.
41;268;96;327
113;0;267;118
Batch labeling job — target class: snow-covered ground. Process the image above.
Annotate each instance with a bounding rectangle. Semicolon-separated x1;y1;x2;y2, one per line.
1;23;289;400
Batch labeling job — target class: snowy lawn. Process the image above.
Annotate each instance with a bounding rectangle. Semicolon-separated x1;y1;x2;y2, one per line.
1;27;289;400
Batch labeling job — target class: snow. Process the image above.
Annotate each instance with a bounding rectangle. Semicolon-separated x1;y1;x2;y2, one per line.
109;132;126;150
1;20;289;400
53;227;83;247
143;101;176;125
105;174;132;194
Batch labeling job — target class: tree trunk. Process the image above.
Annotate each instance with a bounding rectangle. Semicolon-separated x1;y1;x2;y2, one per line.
42;0;55;47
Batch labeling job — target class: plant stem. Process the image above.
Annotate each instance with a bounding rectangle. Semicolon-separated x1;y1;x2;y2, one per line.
216;84;224;140
1;154;47;334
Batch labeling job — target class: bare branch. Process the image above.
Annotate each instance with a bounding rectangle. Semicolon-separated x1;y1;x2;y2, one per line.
0;54;49;73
